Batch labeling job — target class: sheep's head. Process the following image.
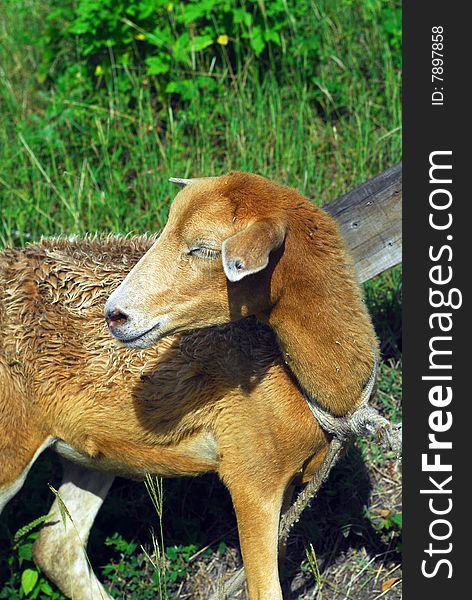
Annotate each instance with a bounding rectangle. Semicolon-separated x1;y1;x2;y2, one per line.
104;172;295;348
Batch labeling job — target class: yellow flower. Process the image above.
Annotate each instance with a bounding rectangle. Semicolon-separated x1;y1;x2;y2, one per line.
94;65;103;76
166;2;174;11
134;33;146;41
217;34;229;46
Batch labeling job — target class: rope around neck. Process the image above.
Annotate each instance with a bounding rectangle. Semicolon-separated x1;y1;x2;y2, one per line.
304;356;402;453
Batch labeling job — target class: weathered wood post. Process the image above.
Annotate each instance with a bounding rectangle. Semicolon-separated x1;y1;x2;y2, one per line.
325;162;402;283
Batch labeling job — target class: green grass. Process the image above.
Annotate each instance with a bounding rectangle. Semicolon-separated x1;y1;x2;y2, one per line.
0;0;401;247
0;0;402;597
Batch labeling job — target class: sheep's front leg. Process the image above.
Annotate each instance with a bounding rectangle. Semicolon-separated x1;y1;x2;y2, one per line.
224;478;286;600
32;461;115;600
278;482;295;573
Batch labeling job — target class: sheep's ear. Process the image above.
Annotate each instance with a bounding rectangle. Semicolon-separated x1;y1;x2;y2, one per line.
222;220;286;282
169;177;194;186
169;176;217;186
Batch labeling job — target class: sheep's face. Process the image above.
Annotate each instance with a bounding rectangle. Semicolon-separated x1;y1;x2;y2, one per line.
104;173;289;348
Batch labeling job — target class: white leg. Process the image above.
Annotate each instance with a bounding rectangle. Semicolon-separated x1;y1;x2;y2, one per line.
32;461;115;600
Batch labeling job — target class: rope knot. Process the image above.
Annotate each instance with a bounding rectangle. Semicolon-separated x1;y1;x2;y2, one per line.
305;357;402;456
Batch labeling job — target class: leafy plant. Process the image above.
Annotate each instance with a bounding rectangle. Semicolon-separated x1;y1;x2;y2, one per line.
0;517;65;600
34;0;287;100
369;507;402;550
31;0;401;110
101;531;208;598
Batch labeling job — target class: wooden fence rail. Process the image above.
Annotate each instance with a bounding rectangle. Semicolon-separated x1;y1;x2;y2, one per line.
325;162;402;282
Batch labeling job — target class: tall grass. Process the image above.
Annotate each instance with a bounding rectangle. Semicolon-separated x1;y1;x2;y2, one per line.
0;0;401;247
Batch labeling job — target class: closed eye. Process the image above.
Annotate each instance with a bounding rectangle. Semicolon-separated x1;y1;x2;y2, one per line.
188;247;221;260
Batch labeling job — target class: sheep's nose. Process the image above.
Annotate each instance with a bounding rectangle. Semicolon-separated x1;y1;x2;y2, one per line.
105;309;128;329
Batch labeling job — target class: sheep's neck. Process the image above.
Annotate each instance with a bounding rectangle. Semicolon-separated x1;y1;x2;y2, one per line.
266;258;376;418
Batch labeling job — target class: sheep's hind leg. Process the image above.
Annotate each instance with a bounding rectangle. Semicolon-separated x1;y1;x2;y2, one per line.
32;461;115;600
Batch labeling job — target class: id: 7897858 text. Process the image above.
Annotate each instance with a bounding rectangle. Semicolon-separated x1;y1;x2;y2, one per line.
431;26;444;106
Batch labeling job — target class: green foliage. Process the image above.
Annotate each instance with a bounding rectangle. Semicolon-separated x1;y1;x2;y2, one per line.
1;515;209;599
31;0;401;109
165;543;200;583
101;532;209;598
0;519;65;600
368;507;402;551
36;0;290;101
12;515;52;547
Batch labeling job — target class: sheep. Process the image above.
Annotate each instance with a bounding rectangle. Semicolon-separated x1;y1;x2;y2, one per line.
0;234;330;600
106;172;378;414
105;172;380;598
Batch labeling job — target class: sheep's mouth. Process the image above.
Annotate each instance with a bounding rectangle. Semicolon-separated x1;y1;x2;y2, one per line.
117;321;182;349
113;321;164;349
